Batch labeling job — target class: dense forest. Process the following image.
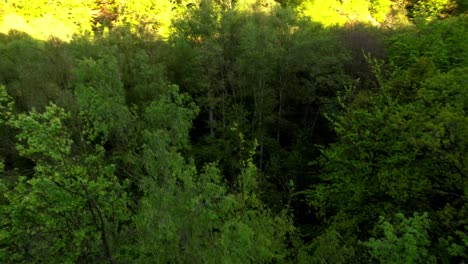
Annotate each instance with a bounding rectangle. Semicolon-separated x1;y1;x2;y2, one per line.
0;0;467;263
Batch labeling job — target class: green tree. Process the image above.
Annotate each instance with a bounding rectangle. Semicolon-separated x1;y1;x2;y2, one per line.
127;84;293;263
0;33;74;112
387;15;467;72
297;229;355;264
364;213;435;264
306;64;467;261
0;86;133;263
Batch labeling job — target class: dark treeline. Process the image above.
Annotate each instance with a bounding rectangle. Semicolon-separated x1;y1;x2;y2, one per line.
0;0;467;263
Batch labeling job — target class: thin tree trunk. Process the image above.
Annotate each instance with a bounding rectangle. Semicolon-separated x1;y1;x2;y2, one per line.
85;185;115;264
221;72;226;129
310;106;320;138
277;77;283;143
94;201;115;264
209;104;215;137
259;78;264;171
208;84;215;137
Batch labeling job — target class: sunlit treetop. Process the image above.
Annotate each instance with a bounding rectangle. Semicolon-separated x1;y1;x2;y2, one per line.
0;0;464;40
233;0;279;13
0;0;204;40
297;0;403;27
0;0;95;40
296;0;461;27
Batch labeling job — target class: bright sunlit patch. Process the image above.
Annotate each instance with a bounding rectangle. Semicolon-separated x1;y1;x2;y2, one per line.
0;0;95;41
0;14;32;35
1;13;83;41
298;0;385;27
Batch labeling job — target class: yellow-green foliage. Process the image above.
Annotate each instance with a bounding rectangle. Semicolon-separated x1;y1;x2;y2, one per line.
0;0;196;40
234;0;279;13
0;0;94;41
298;0;347;27
369;0;393;23
115;0;175;38
298;0;379;27
413;0;454;20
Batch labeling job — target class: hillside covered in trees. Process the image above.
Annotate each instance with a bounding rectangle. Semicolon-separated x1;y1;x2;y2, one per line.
0;0;467;263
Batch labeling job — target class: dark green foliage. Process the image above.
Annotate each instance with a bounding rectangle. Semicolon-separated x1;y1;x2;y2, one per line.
305;17;467;260
0;34;74;111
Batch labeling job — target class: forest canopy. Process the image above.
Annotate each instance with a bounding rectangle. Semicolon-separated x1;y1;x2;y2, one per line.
0;0;467;263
